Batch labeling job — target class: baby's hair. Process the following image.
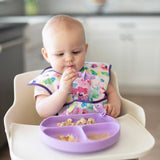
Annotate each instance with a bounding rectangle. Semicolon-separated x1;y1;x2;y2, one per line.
42;15;86;47
43;15;83;29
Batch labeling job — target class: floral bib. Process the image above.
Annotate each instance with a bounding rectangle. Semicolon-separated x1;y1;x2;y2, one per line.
28;62;112;115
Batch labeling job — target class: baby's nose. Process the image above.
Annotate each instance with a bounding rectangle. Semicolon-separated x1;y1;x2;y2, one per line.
65;54;73;61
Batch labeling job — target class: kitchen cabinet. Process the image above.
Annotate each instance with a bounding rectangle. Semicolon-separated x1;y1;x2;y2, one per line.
84;17;160;94
0;16;52;72
131;30;160;85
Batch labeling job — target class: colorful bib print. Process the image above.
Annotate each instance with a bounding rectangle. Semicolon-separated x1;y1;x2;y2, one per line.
28;62;112;115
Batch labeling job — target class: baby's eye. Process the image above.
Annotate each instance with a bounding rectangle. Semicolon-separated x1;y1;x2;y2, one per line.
56;53;64;56
72;51;80;54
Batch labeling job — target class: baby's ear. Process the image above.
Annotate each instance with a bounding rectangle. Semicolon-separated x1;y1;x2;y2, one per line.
85;43;88;53
41;48;50;63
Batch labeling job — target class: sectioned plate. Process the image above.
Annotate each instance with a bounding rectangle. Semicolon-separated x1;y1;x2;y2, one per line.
40;113;120;153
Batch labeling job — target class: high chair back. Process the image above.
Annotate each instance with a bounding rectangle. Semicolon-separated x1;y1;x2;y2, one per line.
4;70;43;142
4;70;149;160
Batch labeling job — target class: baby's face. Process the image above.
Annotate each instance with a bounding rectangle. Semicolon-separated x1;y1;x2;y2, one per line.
43;27;88;74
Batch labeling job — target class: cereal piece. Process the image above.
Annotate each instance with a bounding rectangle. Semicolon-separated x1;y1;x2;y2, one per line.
68;135;78;142
76;120;82;125
67;118;73;123
88;118;95;124
57;135;65;140
57;117;96;127
57;123;61;127
57;134;78;142
58;122;64;127
61;122;67;126
87;121;92;124
80;117;87;124
65;122;70;126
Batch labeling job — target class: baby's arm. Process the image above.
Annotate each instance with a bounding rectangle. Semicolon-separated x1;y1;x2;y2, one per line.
104;83;121;117
35;68;78;118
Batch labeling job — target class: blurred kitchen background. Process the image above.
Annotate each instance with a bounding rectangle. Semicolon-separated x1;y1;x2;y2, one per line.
0;0;160;159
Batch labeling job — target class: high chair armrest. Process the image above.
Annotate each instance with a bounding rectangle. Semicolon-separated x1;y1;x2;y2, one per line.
120;97;146;127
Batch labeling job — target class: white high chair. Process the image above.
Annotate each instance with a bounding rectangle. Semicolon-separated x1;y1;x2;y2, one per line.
4;70;155;160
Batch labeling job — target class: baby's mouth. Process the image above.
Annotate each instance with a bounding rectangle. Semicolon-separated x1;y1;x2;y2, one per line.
66;65;74;68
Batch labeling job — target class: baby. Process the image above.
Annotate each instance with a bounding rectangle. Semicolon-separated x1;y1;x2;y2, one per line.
29;15;121;118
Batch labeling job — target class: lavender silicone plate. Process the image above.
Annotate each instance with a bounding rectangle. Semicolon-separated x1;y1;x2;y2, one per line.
40;113;120;153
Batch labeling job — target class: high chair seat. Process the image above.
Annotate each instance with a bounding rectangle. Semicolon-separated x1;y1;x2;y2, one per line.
4;70;155;160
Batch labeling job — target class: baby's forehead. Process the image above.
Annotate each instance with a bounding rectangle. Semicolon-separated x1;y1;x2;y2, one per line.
49;17;82;30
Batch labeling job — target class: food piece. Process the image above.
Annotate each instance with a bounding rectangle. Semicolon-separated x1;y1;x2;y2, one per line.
57;134;78;142
67;118;72;123
75;120;82;125
57;122;66;127
88;133;110;140
57;117;96;127
57;123;61;127
87;118;96;124
80;117;87;124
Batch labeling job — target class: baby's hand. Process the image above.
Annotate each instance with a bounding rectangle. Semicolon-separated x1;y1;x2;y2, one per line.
103;103;120;118
59;68;78;93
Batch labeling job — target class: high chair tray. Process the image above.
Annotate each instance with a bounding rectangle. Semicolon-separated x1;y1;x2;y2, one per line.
40;113;120;153
10;114;155;160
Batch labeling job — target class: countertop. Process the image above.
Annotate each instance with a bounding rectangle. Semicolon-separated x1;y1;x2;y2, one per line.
0;15;50;32
0;23;26;31
0;15;51;24
0;13;160;22
54;12;160;17
0;13;160;24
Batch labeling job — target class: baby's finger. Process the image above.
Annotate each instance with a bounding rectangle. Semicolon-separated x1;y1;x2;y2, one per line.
63;68;74;76
110;108;116;117
62;68;76;78
63;72;78;81
112;110;119;118
105;104;112;116
71;74;78;82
